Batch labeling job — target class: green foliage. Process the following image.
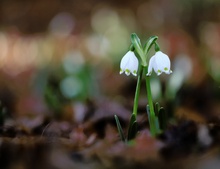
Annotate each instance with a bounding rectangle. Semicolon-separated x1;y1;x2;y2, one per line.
43;60;99;119
127;114;138;141
158;107;167;131
147;102;168;134
143;36;158;55
44;85;63;119
114;114;138;143
114;115;126;142
116;33;170;141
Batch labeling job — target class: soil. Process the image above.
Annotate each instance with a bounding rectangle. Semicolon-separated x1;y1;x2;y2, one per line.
1;90;220;169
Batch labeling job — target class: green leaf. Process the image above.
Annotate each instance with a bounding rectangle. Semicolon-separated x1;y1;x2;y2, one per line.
131;33;142;52
143;36;158;55
155;102;160;116
129;44;135;51
127;121;137;141
146;104;160;136
154;42;160;52
154;116;161;134
130;33;147;66
127;114;138;141
158;107;167;131
114;115;126;142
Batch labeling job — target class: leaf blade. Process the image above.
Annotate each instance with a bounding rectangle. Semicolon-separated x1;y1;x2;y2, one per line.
114;115;126;142
127;114;138;140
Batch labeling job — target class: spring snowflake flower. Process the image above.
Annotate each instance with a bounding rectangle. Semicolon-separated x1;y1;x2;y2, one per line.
120;51;139;76
147;51;172;76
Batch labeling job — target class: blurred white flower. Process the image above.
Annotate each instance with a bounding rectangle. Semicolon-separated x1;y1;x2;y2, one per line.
147;51;172;76
120;51;139;76
166;54;192;100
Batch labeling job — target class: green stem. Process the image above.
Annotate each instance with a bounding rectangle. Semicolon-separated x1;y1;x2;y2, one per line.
145;67;157;136
132;66;143;118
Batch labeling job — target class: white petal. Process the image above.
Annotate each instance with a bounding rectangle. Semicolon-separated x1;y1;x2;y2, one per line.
152;53;160;73
132;71;137;76
129;54;138;76
125;69;131;76
164;69;172;74
155;52;165;68
147;55;155;76
120;51;131;71
156;71;162;76
159;52;170;72
119;68;124;74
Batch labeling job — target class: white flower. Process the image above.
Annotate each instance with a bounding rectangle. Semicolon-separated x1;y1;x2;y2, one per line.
120;51;139;76
147;51;172;76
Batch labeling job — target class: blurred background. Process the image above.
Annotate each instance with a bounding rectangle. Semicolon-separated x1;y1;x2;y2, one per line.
0;0;220;126
1;0;220;169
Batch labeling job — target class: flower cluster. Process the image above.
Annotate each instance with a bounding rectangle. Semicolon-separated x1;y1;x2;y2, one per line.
117;34;174;138
120;51;172;76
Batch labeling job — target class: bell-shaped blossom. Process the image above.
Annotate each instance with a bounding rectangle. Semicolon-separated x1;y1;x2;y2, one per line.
120;51;139;76
147;51;172;76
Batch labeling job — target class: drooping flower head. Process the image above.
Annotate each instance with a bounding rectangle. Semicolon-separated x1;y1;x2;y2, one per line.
120;51;139;76
147;51;172;76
